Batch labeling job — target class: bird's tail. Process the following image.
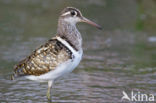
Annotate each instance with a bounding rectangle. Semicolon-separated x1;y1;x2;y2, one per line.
11;65;26;80
10;73;15;80
10;71;27;80
10;73;18;80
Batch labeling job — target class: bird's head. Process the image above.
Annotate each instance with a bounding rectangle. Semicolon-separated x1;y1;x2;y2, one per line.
59;7;102;30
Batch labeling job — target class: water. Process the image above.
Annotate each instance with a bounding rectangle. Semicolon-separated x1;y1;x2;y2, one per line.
0;0;156;103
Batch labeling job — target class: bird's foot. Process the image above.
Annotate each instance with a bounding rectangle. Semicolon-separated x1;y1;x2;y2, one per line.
47;91;52;102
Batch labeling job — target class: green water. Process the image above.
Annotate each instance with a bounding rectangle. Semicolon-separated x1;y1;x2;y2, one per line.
0;0;156;102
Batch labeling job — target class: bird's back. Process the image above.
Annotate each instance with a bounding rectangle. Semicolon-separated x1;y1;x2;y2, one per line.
11;37;73;80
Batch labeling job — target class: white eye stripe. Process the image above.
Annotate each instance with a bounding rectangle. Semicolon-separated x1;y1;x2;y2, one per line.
61;11;78;17
73;11;77;17
61;11;71;16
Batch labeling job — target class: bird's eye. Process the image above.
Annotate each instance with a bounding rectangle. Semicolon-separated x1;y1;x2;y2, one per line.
71;11;76;16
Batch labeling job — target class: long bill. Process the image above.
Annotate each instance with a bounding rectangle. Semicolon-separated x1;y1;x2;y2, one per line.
81;17;102;30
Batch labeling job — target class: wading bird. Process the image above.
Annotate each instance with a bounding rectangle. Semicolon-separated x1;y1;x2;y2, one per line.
11;7;102;102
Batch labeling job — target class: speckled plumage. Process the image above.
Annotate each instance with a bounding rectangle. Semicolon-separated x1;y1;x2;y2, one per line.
12;37;73;78
11;7;101;101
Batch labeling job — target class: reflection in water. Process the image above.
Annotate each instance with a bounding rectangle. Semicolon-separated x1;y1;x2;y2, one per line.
0;0;156;103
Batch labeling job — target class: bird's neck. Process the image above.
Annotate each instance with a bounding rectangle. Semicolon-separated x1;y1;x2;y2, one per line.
57;19;82;51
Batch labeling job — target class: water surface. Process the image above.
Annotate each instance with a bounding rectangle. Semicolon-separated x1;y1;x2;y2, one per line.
0;0;156;103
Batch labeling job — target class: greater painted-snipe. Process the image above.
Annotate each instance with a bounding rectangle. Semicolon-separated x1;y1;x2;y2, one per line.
11;7;102;102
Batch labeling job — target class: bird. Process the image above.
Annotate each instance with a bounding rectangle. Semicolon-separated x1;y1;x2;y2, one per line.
11;7;102;102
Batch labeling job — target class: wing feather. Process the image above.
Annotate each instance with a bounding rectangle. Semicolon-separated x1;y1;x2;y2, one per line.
13;38;72;77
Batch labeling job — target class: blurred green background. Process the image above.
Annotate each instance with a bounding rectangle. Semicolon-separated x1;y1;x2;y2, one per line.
0;0;155;102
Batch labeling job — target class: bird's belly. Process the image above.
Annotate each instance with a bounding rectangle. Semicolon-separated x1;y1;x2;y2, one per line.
26;50;83;81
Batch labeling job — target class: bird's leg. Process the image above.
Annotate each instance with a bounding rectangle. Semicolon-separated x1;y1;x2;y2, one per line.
47;81;53;102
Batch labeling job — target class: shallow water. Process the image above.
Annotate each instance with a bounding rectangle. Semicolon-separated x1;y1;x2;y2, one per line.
0;0;156;103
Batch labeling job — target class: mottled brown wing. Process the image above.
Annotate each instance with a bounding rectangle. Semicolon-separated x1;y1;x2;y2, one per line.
13;38;72;77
